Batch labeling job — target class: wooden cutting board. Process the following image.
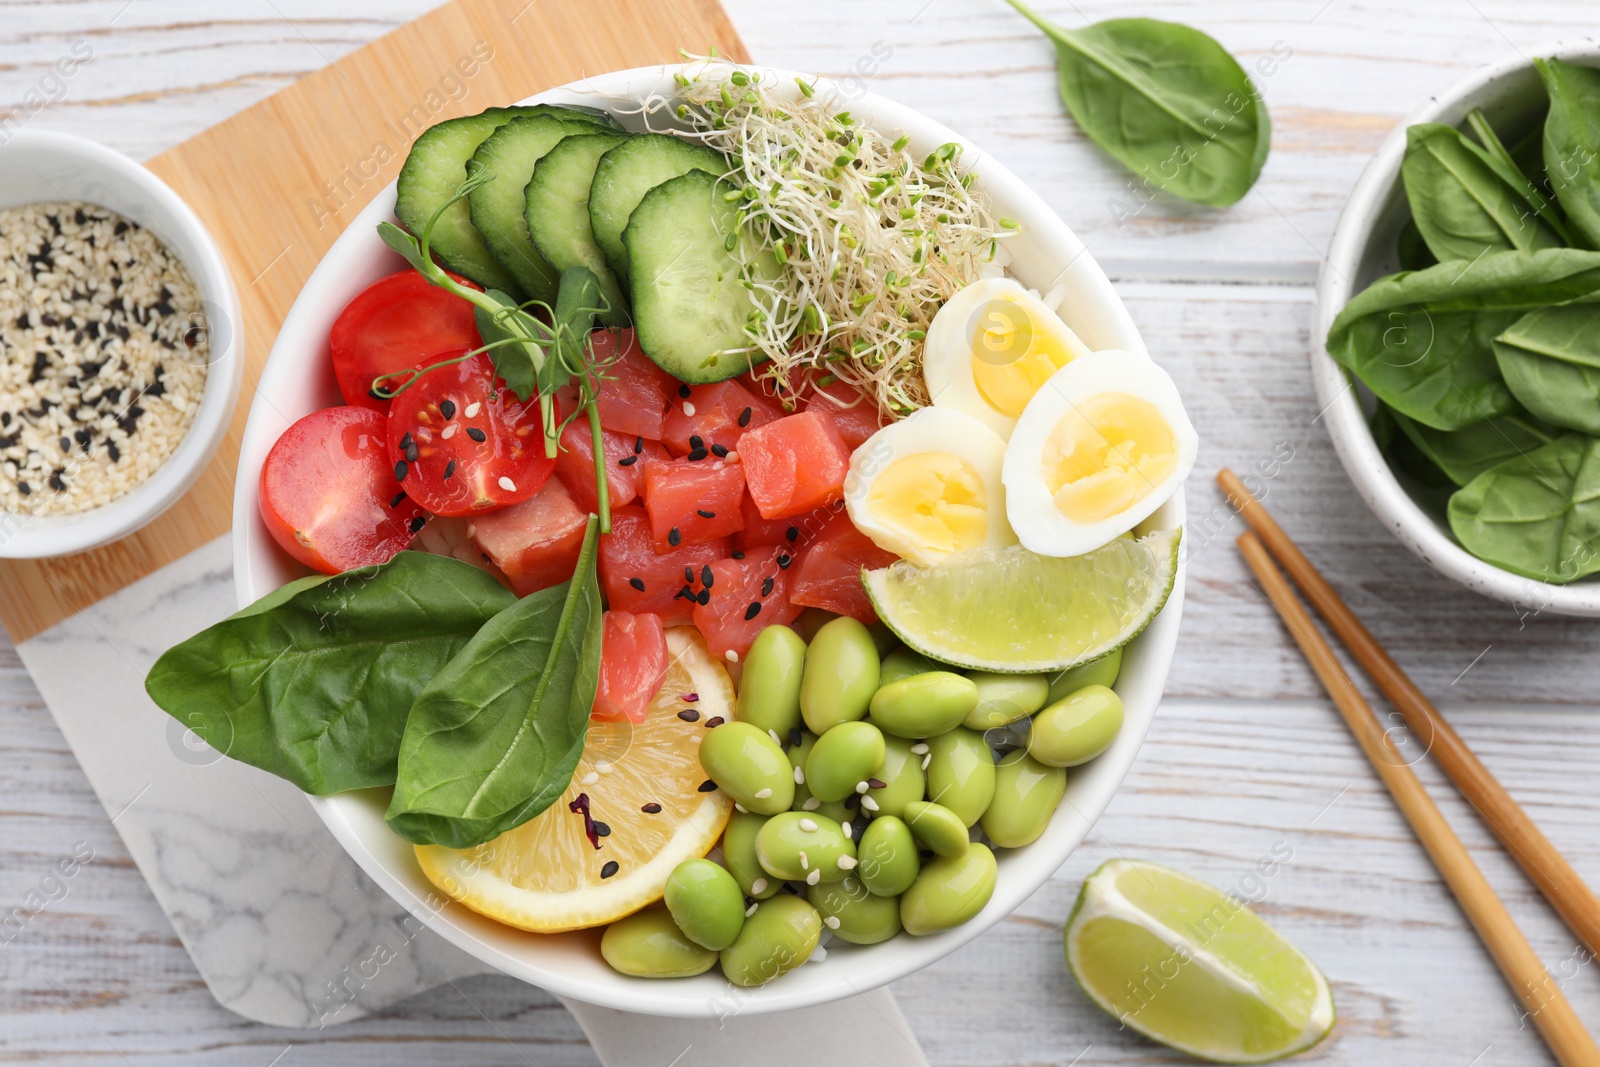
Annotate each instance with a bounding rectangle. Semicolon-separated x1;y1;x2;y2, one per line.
0;0;747;643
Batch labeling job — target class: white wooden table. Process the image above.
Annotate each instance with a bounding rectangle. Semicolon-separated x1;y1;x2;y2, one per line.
5;1;1600;1063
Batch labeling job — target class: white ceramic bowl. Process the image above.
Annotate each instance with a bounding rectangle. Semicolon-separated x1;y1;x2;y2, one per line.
232;65;1185;1017
0;130;242;557
1313;41;1600;615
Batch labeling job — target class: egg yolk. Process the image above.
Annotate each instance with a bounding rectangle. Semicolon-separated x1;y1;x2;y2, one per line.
1043;393;1178;524
968;297;1082;417
866;452;989;559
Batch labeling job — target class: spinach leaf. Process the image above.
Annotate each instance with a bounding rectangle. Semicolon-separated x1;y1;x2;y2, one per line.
1401;124;1562;262
387;517;603;848
1003;3;1269;207
1374;405;1453;490
1396;217;1438;272
1390;407;1558;486
1325;247;1600;429
1492;302;1600;434
1538;57;1600;249
144;553;517;795
1447;434;1600;583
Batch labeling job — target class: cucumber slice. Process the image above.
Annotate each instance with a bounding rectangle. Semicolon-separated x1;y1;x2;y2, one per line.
589;134;728;288
468;114;600;305
624;170;781;383
524;132;632;326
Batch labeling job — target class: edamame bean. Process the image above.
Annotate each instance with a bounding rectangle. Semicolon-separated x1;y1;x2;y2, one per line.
866;735;925;819
737;626;807;738
961;671;1050;730
808;875;903;945
1028;684;1124;767
902;800;969;858
1046;647;1122;704
981;751;1066;848
925;727;996;827
719;895;821;987
698;721;794;815
787;730;818;809
755;811;858;883
900;843;997;936
601;910;717;978
806;721;887;802
869;671;978;738
799;617;880;733
664;858;745;951
879;646;937;687
856;815;919;897
722;811;780;899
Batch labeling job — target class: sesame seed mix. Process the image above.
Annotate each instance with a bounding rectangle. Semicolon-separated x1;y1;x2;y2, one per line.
0;202;209;515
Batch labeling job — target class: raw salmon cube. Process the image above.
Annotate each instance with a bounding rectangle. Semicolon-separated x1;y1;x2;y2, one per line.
692;547;801;660
592;611;669;723
740;410;852;520
641;458;746;549
599;506;727;623
595;328;676;440
471;478;589;596
790;510;898;622
661;379;781;457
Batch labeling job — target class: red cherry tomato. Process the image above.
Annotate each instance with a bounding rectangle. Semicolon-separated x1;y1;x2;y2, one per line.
329;269;481;409
259;405;425;574
387;352;556;517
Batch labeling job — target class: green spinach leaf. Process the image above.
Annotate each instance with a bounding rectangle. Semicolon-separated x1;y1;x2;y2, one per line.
1492;302;1600;434
1448;434;1600;582
144;553;517;795
1401;123;1562;262
1375;405;1454;490
1390;407;1558;486
387;517;603;848
1396;217;1438;272
1538;57;1600;249
1003;3;1269;207
1325;247;1600;430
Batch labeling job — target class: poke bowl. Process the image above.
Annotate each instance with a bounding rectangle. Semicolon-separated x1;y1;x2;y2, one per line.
227;62;1188;1016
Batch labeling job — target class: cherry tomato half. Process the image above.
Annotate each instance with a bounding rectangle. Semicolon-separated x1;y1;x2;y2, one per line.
259;405;425;574
387;352;556;516
329;269;481;409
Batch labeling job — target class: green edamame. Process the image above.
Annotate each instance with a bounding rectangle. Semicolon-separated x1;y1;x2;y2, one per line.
879;646;937;686
925;727;996;827
754;810;858;883
900;843;997;936
698;721;794;815
866;735;925;819
601;910;717;978
808;875;902;944
961;671;1050;730
869;671;978;738
855;815;920;897
1028;684;1124;767
722;811;780;899
738;625;807;738
902;800;969;858
799;617;880;733
794;607;837;642
1046;647;1122;704
806;720;887;802
664;858;745;951
788;730;818;809
981;751;1066;848
720;895;821;987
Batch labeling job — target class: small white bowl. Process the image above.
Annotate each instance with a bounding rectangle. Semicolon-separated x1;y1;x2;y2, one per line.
0;130;242;558
1313;41;1600;615
233;65;1185;1017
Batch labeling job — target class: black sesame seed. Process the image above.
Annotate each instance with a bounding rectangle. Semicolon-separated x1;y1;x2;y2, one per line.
443;459;456;480
399;432;414;449
106;442;119;463
634;436;644;453
641;802;662;814
600;861;619;879
668;527;681;546
731;550;745;560
48;469;66;492
788;728;803;747
697;509;715;519
617;454;638;466
777;553;793;569
629;577;646;591
593;821;611;838
466;427;487;443
702;564;715;588
711;443;729;458
704;716;726;728
684;566;696;583
16;482;29;496
687;447;709;461
737;407;752;427
696;588;711;605
389;491;407;508
867;778;888;790
698;779;718;792
674;584;695;602
679;709;701;722
394;460;408;481
782;882;802;896
404;442;419;462
689;434;704;450
844;794;860;810
678;384;691;398
439;399;456;420
761;576;775;597
785;526;800;542
408;516;427;534
59;436;70;454
744;602;762;620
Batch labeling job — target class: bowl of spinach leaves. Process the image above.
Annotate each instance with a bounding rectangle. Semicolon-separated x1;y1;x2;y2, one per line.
1314;41;1600;615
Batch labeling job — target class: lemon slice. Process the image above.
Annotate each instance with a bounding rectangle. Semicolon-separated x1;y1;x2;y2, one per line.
862;528;1180;672
415;627;734;932
1066;859;1335;1064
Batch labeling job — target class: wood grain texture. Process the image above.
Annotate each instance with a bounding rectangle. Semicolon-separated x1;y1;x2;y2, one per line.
0;0;749;643
5;0;1600;1064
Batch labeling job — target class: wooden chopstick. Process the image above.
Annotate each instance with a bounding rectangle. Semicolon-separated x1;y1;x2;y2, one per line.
1217;467;1600;961
1235;531;1600;1066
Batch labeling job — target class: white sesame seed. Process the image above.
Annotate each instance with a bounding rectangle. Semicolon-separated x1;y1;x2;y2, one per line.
498;476;516;492
580;772;599;786
805;869;821;886
754;787;773;799
465;524;475;537
464;401;481;417
798;850;809;869
921;754;932;770
441;423;458;439
909;743;929;755
768;729;783;745
725;450;739;462
794;766;806;784
725;649;739;663
838;856;857;870
823;915;841;929
594;760;612;774
860;795;880;812
734;802;747;813
745;902;759;917
798;817;818;832
801;797;821;811
842;821;853;839
682;402;696;416
855;780;869;794
750;877;768;895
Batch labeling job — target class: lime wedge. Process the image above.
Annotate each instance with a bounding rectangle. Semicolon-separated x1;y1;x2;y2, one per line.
1066;859;1335;1064
861;528;1180;673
